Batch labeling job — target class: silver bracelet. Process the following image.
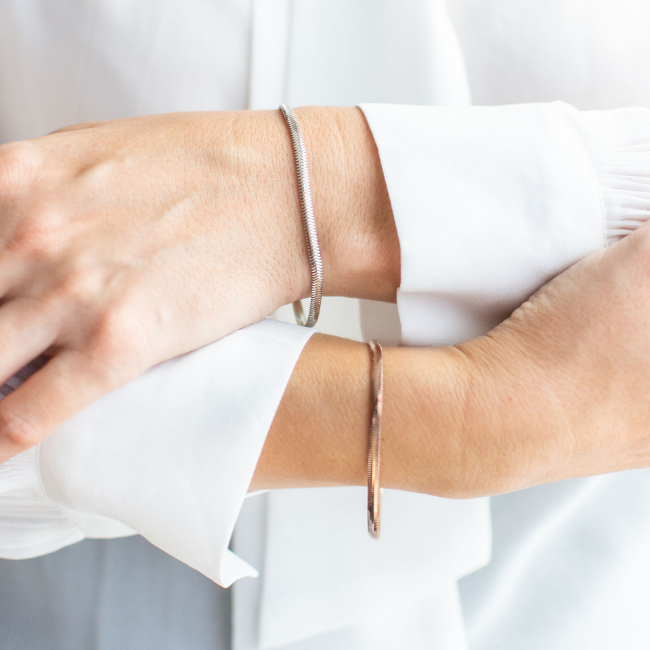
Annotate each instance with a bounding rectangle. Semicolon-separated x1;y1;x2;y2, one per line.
279;104;323;328
367;340;384;540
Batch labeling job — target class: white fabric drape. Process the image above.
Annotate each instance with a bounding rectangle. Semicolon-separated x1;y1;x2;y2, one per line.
0;321;315;587
2;1;650;649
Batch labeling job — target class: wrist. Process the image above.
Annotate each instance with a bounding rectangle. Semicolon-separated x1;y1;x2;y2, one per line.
293;107;400;303
251;334;369;491
253;335;480;496
249;106;400;313
453;333;573;497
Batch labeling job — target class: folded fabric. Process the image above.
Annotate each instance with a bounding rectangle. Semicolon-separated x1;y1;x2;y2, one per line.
0;319;314;587
243;101;650;649
3;102;650;607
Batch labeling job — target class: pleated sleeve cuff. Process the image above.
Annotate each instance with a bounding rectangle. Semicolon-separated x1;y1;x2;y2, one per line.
0;320;314;588
559;104;650;245
359;102;610;346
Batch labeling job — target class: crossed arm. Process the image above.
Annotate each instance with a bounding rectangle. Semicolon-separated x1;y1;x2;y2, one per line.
0;106;396;462
0;103;650;502
256;220;650;497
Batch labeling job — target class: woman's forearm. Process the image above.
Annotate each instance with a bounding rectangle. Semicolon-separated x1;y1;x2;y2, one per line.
296;107;400;302
0;106;398;462
254;220;650;497
253;333;528;498
251;334;472;496
1;100;647;473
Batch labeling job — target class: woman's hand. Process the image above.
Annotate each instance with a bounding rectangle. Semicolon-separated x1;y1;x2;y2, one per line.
0;108;398;462
254;220;650;497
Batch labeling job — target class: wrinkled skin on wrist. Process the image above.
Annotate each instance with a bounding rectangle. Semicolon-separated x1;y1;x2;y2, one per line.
451;220;650;497
0;108;397;461
256;221;650;499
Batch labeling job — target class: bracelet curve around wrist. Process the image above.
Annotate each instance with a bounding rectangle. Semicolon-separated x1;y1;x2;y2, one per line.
279;104;323;328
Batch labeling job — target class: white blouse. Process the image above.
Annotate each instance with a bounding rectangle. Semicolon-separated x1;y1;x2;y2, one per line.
2;1;650;649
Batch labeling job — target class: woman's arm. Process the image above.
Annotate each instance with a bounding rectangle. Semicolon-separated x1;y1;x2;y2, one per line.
7;218;650;584
3;101;650;586
0;100;645;471
0;107;398;462
255;219;650;497
251;333;464;494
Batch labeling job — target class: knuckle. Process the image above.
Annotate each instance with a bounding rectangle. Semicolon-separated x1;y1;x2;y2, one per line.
58;266;104;302
80;344;140;392
86;308;151;381
0;408;42;449
7;203;66;260
92;308;143;360
0;142;42;198
95;309;132;346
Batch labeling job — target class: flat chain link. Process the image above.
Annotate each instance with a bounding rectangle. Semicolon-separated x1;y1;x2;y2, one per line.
279;105;323;328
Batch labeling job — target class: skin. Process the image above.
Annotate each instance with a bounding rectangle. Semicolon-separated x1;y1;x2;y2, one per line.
0;107;397;462
2;106;650;501
254;221;650;497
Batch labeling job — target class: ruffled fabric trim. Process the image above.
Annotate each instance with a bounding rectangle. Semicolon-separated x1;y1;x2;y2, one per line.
0;358;86;559
0;447;87;559
559;105;650;245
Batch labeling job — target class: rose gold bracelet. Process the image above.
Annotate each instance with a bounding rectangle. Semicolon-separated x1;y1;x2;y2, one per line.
367;340;384;540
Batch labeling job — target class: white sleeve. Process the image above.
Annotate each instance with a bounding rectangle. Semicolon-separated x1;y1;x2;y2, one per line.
3;102;649;589
0;319;314;588
359;101;650;346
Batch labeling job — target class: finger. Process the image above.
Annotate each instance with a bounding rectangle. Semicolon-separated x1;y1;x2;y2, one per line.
0;348;122;462
0;298;59;384
0;258;29;298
